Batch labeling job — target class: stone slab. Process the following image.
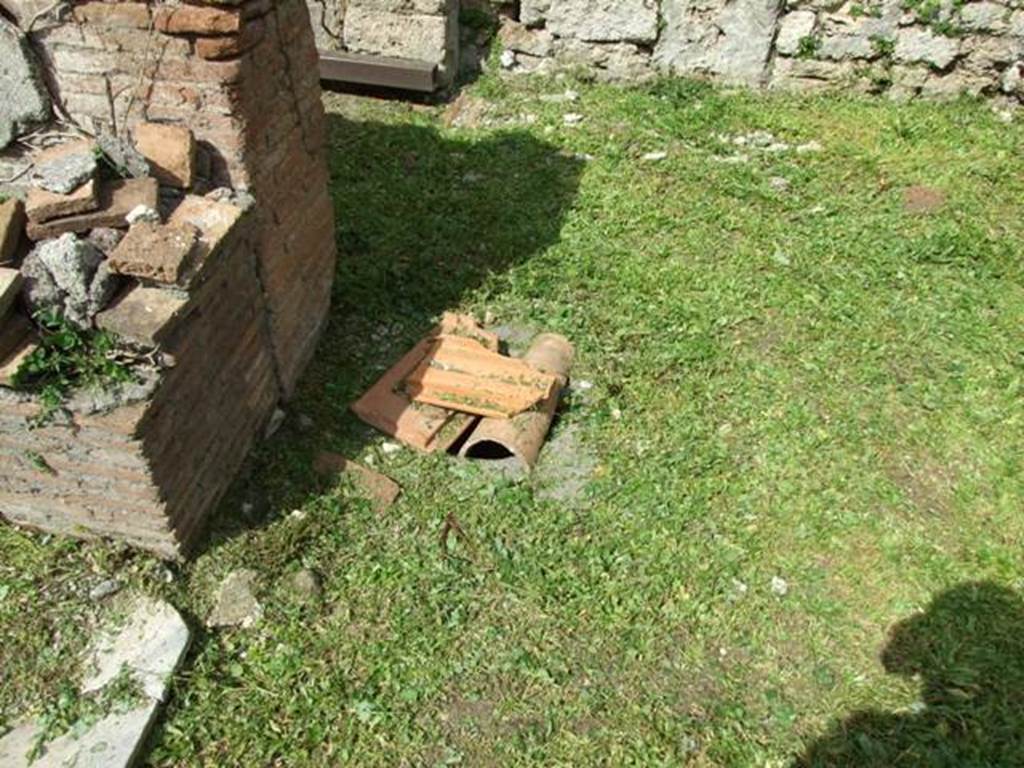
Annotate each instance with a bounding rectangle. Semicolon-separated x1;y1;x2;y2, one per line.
0;197;25;263
31;139;98;195
132;122;196;189
343;6;449;64
26;178;159;241
26;179;99;223
0;18;50;149
95;284;189;346
0;596;189;766
522;0;658;43
81;596;191;703
0;701;160;768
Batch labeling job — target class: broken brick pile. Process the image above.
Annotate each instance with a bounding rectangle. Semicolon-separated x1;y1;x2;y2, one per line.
0;0;335;558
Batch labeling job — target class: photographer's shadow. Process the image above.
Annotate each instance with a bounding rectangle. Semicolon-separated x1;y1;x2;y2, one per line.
797;581;1024;766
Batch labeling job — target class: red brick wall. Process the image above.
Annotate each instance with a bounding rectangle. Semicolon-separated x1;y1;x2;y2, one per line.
32;0;336;389
0;0;336;556
0;214;280;557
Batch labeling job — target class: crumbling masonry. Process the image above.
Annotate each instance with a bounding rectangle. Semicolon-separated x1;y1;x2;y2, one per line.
0;0;335;557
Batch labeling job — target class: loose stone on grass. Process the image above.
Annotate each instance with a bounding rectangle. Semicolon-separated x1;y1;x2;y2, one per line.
286;568;323;605
208;569;263;628
88;578;122;601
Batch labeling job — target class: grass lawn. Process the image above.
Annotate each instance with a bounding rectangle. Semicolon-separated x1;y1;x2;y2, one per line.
2;74;1023;766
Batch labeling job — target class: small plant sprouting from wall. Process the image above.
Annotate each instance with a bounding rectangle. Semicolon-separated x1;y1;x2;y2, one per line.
901;0;966;36
796;35;822;59
849;2;884;19
871;35;896;60
12;310;135;425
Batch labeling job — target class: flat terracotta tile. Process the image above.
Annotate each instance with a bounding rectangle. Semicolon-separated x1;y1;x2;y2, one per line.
313;451;401;510
350;314;495;452
402;335;560;419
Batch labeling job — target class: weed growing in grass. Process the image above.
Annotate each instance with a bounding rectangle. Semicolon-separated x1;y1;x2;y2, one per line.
28;668;145;762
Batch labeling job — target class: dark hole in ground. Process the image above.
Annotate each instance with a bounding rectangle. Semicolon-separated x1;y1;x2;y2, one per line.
463;440;514;460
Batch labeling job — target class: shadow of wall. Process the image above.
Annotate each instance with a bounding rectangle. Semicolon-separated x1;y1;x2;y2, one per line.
191;113;584;555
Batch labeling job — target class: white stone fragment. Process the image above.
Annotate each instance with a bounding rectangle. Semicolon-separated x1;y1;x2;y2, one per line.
125;205;160;225
81;596;191;703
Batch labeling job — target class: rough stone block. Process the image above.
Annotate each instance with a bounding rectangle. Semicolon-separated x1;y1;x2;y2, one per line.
20;233;112;328
522;0;658;43
895;27;960;69
771;56;857;91
26;179;99;223
958;2;1008;33
776;11;817;56
0;18;51;149
498;19;555;57
96;285;190;346
132;122;197;189
344;6;449;63
655;0;782;85
108;222;198;284
72;2;152;28
26;177;159;240
0;198;25;263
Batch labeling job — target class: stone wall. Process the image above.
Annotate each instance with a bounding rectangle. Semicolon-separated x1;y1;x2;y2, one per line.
0;0;336;557
496;0;1023;103
309;0;460;84
317;0;1022;103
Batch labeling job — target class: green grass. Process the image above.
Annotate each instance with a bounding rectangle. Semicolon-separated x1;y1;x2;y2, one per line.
2;76;1023;766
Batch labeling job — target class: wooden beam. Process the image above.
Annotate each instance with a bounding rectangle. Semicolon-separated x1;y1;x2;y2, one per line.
318;51;437;93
